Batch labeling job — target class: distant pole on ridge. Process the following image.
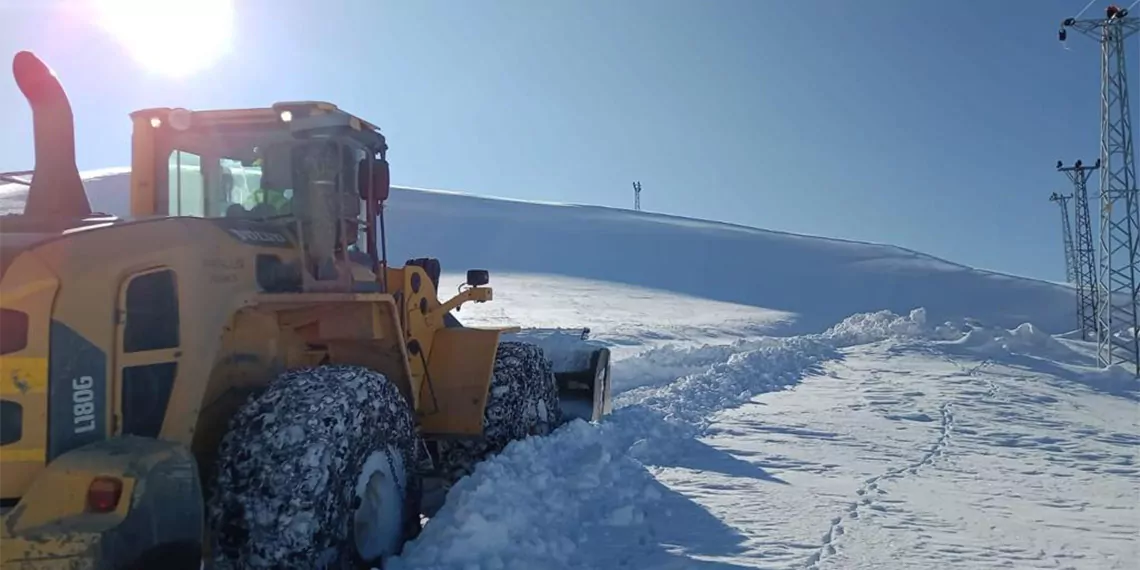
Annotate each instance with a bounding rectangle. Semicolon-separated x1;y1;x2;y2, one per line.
1057;159;1101;342
633;181;642;212
1059;4;1140;375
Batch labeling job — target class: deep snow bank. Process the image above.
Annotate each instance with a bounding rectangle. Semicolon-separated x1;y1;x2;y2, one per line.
1;169;1076;335
387;309;928;568
388;308;1135;569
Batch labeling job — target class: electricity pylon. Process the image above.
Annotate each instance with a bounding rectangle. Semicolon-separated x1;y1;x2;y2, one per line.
1060;5;1140;375
1058;160;1102;341
1050;190;1083;336
1050;191;1077;284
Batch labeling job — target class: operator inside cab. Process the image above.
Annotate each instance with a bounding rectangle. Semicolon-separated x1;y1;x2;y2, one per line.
168;136;365;282
219;163;293;219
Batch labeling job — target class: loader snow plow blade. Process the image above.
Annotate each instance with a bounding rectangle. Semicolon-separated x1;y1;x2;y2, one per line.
502;327;613;423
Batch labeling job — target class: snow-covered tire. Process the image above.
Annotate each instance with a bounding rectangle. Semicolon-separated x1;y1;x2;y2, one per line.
434;341;562;485
206;364;425;569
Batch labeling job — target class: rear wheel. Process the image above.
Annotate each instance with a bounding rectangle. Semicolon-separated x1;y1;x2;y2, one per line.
428;341;561;508
207;364;424;569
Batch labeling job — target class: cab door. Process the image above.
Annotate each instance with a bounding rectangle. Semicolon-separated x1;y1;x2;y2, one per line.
114;267;181;438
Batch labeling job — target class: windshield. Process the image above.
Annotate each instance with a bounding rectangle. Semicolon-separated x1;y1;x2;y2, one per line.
167;148;295;219
164;138;369;261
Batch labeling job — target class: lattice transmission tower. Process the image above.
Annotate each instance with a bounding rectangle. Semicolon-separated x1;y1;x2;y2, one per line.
1057;160;1102;341
632;181;642;211
1060;5;1140;375
1050;191;1077;284
1050;190;1082;335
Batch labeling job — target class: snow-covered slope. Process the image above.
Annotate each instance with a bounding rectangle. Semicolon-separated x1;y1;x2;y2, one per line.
1;169;1075;338
388;185;1078;336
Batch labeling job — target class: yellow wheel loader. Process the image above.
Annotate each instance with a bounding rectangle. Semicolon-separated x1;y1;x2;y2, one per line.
0;51;612;569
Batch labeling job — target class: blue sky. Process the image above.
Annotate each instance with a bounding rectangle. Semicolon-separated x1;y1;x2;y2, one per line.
0;0;1126;282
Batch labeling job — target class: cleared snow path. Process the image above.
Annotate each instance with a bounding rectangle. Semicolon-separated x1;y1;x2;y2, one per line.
389;311;1139;570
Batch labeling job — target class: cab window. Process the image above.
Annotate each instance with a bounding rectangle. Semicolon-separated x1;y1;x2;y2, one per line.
168;150;205;217
166;148;295;219
123;269;179;353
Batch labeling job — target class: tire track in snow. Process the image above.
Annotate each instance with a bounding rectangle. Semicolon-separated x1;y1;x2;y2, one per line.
806;400;955;569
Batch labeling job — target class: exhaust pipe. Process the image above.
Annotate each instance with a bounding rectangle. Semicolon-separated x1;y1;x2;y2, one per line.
12;50;91;218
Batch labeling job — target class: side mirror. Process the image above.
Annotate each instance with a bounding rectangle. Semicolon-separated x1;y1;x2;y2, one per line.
358;158;391;203
466;269;490;287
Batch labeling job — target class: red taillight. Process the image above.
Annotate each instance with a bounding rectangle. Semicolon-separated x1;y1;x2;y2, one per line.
86;477;122;513
0;309;29;355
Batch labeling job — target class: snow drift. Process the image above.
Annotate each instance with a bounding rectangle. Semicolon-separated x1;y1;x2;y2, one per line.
389;308;1138;569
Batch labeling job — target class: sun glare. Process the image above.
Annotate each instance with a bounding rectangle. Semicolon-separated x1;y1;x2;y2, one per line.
93;0;235;78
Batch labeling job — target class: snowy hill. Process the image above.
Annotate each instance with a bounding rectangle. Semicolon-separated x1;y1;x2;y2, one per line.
1;168;1075;339
388;184;1076;337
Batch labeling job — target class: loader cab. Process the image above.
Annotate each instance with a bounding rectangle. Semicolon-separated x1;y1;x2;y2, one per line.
127;102;392;283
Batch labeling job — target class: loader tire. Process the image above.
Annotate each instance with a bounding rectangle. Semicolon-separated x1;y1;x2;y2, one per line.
434;341;562;486
207;365;425;569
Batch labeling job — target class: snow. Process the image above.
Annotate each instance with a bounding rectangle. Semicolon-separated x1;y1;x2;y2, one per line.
391;189;1080;338
4;170;1137;569
454;273;794;372
391;313;1138;570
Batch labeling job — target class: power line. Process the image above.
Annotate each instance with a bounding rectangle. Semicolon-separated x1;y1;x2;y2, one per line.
1075;0;1100;19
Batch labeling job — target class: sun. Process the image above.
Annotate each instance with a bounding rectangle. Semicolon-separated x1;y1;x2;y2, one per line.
93;0;235;78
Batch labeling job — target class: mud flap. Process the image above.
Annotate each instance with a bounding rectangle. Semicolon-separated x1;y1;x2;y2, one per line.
1;436;204;570
418;327;504;437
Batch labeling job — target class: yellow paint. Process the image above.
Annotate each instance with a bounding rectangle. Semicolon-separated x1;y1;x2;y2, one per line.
418;327;502;435
0;532;99;568
0;356;48;396
0;279;55;305
0;448;45;462
8;472;135;532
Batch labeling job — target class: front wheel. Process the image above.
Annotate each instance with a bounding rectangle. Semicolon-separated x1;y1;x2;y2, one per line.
207;365;425;569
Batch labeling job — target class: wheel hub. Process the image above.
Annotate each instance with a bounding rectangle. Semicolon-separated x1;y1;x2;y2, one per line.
353;446;407;564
